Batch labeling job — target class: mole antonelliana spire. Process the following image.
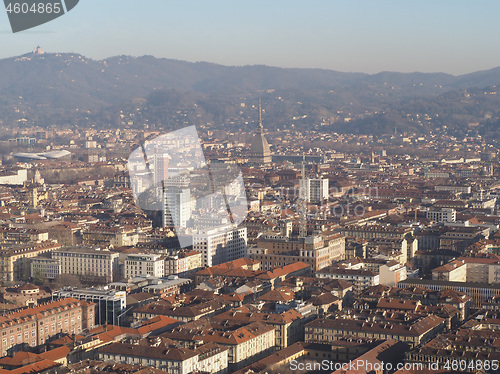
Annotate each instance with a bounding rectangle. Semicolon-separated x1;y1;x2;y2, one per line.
249;98;272;165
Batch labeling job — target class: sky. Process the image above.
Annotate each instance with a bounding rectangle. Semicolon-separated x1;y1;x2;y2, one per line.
0;0;499;75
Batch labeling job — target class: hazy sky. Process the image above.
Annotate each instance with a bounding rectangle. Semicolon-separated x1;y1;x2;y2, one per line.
0;0;499;75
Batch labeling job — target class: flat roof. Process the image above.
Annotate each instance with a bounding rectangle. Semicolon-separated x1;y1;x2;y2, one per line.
144;278;191;289
399;278;500;290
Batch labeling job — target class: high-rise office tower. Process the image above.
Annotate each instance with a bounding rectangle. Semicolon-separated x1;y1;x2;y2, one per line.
163;187;191;228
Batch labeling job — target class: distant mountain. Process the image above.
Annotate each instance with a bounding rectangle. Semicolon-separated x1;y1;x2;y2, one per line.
1;51;500;135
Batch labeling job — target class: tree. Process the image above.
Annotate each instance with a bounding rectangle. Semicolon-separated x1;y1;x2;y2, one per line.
31;270;45;286
53;274;82;290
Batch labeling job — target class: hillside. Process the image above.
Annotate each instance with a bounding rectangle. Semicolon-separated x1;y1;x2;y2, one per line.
1;51;500;136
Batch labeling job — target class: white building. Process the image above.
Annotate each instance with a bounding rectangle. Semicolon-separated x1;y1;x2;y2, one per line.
435;185;471;194
0;168;27;185
426;208;456;223
163;187;191;228
300;178;329;203
193;226;247;267
125;253;164;278
52;247;119;282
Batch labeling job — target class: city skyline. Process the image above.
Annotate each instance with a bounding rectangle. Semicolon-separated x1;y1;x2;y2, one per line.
0;0;499;75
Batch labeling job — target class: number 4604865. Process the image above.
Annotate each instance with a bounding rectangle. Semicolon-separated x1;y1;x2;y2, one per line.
6;2;62;14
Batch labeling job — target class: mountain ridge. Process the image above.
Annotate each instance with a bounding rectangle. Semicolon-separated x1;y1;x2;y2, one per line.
1;51;500;136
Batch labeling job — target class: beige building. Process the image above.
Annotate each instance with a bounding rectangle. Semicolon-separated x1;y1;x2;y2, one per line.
379;262;407;286
339;225;412;240
432;255;500;284
99;341;201;374
305;315;444;348
250;235;332;272
327;234;346;262
212;306;306;350
0;227;49;244
162;322;275;370
367;238;410;265
316;266;379;292
165;250;202;277
52;247;119;283
82;225;141;247
0;241;61;282
432;260;467;282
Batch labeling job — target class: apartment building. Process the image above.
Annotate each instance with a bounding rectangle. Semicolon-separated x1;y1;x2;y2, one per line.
338;225;412;240
316;266;379;292
327;234;346;262
0;241;61;282
162;322;275;371
432;260;467;282
426;208;456;223
305;314;444;348
164;250;202;277
249;235;334;272
0;298;95;356
0;168;27;185
193;226;247;267
125;253;164;278
439;226;489;251
82;225;141;247
30;257;61;280
52;247;119;283
99;341;199;374
99;340;228;374
300;178;329;203
366;237;412;265
379;262;407;287
432;254;500;284
212;306;306;350
0;227;49;244
133;298;228;323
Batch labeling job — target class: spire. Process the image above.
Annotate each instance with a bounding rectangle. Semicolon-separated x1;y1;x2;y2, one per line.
248;98;271;165
258;98;264;134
